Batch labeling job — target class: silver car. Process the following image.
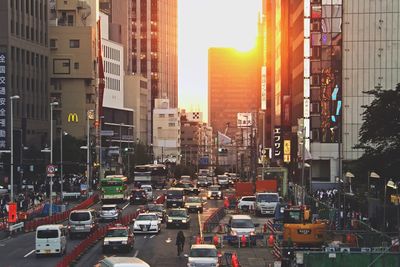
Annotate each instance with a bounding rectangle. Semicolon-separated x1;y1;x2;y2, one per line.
99;204;121;222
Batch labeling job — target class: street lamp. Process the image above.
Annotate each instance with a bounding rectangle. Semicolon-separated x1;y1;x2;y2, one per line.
9;95;20;202
49;101;58;216
86;110;94;197
60;130;68;203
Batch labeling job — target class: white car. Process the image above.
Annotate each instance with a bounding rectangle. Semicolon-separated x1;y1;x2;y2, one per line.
187;244;221;267
140;185;153;201
133;213;161;234
237;196;256;211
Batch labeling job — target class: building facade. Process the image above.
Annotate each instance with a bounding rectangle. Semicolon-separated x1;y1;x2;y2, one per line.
102;0;178;144
342;0;400;161
208;48;261;137
0;0;50;149
152;98;180;164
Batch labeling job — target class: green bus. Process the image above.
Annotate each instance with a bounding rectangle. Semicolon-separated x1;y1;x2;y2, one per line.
100;175;128;202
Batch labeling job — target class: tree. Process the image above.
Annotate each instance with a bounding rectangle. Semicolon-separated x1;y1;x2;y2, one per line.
354;84;400;179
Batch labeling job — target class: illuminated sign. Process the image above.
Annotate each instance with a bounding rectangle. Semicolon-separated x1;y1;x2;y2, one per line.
273;127;282;159
261;66;267;110
0;53;7;149
283;139;291;163
67;113;79;122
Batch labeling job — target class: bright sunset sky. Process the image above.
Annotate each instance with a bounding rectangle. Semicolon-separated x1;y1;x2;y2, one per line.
178;0;262;122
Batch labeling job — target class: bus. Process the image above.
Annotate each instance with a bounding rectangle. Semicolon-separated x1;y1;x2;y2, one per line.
134;164;167;189
100;175;129;202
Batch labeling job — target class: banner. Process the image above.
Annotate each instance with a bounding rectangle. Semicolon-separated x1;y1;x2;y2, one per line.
0;53;7;149
97;19;105;117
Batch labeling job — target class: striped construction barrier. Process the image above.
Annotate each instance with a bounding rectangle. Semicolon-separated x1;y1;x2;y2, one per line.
24;194;99;232
56;210;140;267
272;241;282;260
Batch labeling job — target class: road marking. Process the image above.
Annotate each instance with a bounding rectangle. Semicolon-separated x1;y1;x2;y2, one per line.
24;250;35;258
122;203;130;210
144;235;148;239
134;250;139;257
150;235;155;239
166;237;172;243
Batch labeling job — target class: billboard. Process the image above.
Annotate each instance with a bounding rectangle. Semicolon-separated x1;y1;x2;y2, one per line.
261;66;267;110
237;113;253;128
0;53;7;149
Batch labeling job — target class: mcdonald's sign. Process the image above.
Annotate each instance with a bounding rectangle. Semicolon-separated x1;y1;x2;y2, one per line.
68;113;79;122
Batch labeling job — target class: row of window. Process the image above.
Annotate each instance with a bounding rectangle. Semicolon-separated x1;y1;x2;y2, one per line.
104;60;120;76
158;114;176;118
106;77;120;91
10;0;47;21
103;45;121;61
10;19;47;45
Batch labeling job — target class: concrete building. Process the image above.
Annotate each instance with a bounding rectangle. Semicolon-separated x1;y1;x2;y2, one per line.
48;0;98;138
152;98;180;164
124;75;148;144
101;0;178;144
0;0;50;150
342;0;400;161
180;110;203;167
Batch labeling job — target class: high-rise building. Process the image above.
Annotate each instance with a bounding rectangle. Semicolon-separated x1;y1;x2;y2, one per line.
102;0;178;144
208;48;261;136
342;0;400;161
0;0;50;151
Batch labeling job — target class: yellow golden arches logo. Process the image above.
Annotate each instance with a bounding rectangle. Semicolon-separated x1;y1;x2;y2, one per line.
67;113;79;122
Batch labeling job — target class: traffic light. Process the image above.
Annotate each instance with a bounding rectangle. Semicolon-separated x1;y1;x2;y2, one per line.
124;147;134;153
218;148;228;155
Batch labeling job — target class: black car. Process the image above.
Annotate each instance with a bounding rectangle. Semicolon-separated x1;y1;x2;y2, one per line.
173;182;200;195
130;189;147;205
166;188;185;208
197;177;210;187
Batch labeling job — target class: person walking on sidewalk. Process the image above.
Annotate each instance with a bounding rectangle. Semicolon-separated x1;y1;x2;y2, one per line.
176;230;185;256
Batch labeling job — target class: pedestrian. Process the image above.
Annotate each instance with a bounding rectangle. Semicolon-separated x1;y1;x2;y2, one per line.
176;230;185;256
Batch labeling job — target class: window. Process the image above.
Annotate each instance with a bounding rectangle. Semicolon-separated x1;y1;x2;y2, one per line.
168;123;175;127
168;114;174;117
69;39;80;48
74;62;79;69
159;114;165;118
50;39;57;48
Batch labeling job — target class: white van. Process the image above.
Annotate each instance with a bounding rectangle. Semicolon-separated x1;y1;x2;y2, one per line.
100;256;150;267
35;224;67;257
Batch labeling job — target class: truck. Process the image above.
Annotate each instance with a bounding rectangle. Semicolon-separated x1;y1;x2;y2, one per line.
255;192;280;216
234;180;278;198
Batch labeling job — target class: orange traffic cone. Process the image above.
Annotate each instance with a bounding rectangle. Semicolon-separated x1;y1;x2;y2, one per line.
232;252;239;267
268;234;275;247
196;235;202;244
213;234;219;247
241;234;247;247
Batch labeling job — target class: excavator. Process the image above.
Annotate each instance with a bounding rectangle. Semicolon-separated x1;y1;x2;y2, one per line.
282;205;328;246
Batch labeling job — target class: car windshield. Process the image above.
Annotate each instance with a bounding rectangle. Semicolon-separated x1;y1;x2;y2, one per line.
257;194;278;202
167;190;183;198
190;248;217;257
37;229;59;239
231;219;254;228
187;197;201;203
137;214;158;221
218;177;227;180
133;191;145;196
142;187;151;192
209;186;220;191
168;210;187;217
102;206;116;211
147;205;163;212
106;229;128;237
70;212;90;221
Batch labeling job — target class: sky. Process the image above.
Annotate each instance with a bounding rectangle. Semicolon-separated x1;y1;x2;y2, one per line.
178;0;262;122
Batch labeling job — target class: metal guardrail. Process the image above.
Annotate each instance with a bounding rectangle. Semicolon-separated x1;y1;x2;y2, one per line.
203;207;226;234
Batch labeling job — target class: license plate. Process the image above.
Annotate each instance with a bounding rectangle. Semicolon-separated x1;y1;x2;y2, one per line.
45;249;51;253
113;246;119;249
76;226;84;230
297;229;311;235
172;204;177;207
175;223;180;226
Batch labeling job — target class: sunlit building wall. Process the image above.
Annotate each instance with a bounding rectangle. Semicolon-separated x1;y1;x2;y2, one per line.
208;48;261;136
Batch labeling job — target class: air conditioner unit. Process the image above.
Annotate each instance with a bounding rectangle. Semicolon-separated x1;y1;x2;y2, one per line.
325;247;336;252
361;248;371;253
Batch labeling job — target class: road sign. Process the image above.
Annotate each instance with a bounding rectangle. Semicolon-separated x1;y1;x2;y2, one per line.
47;164;56;176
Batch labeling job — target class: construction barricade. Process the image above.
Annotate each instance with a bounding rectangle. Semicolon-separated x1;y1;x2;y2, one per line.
56;209;140;267
202;207;226;233
24;194;99;232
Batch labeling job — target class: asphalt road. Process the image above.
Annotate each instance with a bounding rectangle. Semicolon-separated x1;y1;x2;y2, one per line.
0;185;222;267
75;188;222;267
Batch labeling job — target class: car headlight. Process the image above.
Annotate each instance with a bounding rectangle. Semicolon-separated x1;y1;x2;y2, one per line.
168;219;173;223
217;192;221;195
182;219;187;223
121;240;127;244
103;240;109;245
